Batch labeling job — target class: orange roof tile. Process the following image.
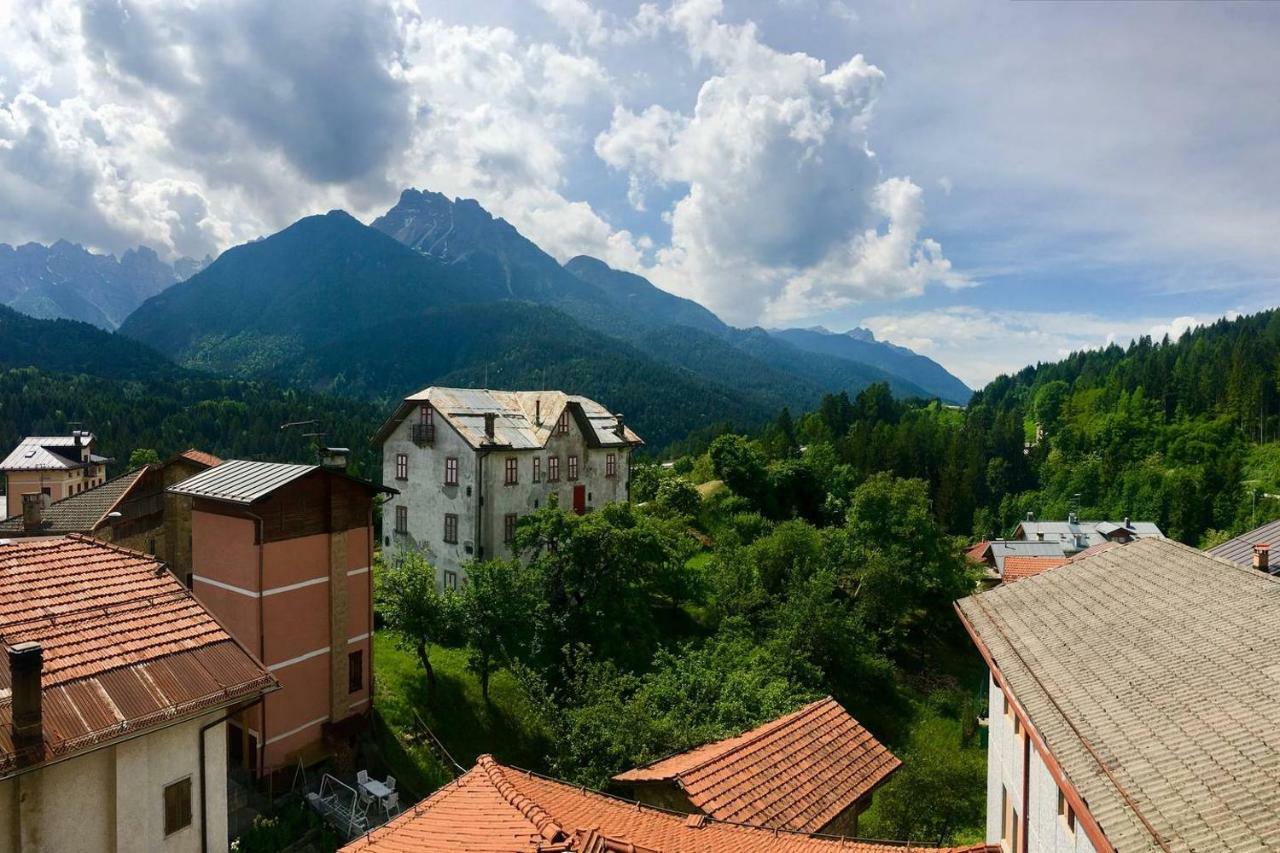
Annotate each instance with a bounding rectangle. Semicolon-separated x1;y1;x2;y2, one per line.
1001;555;1069;583
965;541;991;562
610;697;899;833
176;448;223;468
0;535;275;774
342;755;993;853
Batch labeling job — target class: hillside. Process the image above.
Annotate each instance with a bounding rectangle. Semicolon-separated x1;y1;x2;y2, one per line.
0;240;202;329
0;304;181;381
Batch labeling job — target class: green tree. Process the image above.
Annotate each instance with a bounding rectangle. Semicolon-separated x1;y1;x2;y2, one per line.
654;476;700;518
376;554;461;692
457;559;539;701
129;448;161;468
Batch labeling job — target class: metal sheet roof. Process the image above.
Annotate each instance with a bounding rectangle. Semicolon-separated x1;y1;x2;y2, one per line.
1206;518;1280;568
0;435;94;472
167;459;317;504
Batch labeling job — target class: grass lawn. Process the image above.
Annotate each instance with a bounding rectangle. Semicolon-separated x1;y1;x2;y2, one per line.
372;632;551;798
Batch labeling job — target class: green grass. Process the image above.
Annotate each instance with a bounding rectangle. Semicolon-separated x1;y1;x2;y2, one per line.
373;633;551;791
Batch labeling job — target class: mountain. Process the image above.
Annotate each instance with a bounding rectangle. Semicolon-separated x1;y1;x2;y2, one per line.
771;326;972;404
373;189;945;403
119;211;773;448
0;240;205;330
0;303;180;382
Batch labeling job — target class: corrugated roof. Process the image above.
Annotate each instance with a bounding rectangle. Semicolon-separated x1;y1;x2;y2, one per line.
0;468;146;535
985;540;1070;571
167;459;318;504
372;387;644;450
0;435;95;472
0;535;275;775
1206;518;1280;568
612;697;899;833
956;538;1280;851
341;755;993;853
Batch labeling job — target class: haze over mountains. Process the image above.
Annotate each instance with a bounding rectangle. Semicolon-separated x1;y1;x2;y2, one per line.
3;187;970;448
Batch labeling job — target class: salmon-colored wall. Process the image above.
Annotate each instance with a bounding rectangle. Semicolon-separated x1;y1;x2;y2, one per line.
263;652;330;766
193;581;261;654
345;525;371;571
264;718;326;769
344;637;371;712
263;533;330;589
263;583;331;666
347;573;370;640
192;512;259;590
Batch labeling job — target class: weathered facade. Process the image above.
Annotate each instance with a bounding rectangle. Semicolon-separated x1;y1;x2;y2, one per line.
173;460;390;772
375;387;642;587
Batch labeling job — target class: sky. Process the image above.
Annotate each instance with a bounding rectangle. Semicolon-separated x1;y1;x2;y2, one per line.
2;0;1278;387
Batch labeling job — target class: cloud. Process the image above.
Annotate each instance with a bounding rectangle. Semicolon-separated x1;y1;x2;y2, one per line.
594;0;961;324
859;307;1212;388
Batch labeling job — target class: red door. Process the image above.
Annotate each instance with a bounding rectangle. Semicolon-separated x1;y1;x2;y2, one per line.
573;485;587;515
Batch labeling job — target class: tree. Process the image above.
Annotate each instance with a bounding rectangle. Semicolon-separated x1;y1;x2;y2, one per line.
376;553;461;692
457;558;538;701
654;476;700;518
129;448;161;468
708;434;768;508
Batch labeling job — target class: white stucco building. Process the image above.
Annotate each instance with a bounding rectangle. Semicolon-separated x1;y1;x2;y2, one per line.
0;536;276;853
375;387;643;586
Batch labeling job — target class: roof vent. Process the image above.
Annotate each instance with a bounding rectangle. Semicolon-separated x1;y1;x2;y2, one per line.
484;412;497;440
683;814;707;828
22;493;43;533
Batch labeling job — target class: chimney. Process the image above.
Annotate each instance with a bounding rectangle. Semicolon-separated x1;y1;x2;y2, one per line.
21;493;43;533
1254;543;1270;573
1026;511;1035;522
535;398;542;426
484;412;497;440
1068;511;1079;525
320;447;350;470
10;642;43;765
1123;516;1131;528
614;413;625;438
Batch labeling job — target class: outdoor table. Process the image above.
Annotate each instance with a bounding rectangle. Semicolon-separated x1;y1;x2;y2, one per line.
361;778;392;805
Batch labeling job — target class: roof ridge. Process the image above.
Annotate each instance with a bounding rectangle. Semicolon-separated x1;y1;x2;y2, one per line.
475;754;565;842
676;696;836;778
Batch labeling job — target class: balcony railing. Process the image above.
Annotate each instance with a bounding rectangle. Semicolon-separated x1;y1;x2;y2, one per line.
411;423;435;445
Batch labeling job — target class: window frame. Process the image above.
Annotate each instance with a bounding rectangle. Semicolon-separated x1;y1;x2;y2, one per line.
395;452;408;481
420;404;433;425
163;776;193;837
394;505;408;534
1001;785;1019;853
504;513;517;544
605;452;617;478
547;455;560;482
348;650;363;694
443;569;458;589
567;455;579;481
504;457;519;486
445;457;459;486
1058;789;1076;835
443;513;458;544
556;410;569;435
532;457;542;482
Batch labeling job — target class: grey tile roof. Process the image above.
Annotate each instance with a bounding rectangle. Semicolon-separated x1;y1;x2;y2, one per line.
985;540;1072;571
1206;519;1280;568
167;459;317;505
957;538;1280;851
372;386;644;450
1014;519;1163;551
0;468;146;535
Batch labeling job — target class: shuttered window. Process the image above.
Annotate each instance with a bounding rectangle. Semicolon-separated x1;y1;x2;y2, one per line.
606;453;617;478
348;650;363;694
394;505;408;534
567;455;579;480
445;457;459;486
547;456;560;482
505;457;518;485
395;453;408;480
164;777;192;836
504;513;518;544
444;513;458;544
533;457;542;482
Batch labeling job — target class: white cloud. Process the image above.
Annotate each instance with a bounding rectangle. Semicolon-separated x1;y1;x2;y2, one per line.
594;0;962;324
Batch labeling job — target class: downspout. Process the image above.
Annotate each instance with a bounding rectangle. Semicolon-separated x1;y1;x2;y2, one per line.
367;502;375;704
475;451;488;561
244;508;267;775
199;696;263;853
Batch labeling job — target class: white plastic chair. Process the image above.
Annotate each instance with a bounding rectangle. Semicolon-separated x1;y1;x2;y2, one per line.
355;770;373;812
384;775;396;792
383;791;400;818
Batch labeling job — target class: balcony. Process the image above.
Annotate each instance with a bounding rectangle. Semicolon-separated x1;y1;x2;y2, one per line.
411;423;435;445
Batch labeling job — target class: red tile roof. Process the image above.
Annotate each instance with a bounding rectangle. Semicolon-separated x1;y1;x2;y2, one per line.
1001;555;1069;583
175;448;223;468
964;541;991;563
0;535;275;775
342;755;993;853
611;697;900;833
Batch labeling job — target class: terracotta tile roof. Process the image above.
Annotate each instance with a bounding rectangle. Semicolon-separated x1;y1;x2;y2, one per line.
0;468;147;536
342;755;993;853
175;448;223;468
612;697;899;833
964;541;991;563
999;555;1068;583
956;537;1280;851
0;535;275;775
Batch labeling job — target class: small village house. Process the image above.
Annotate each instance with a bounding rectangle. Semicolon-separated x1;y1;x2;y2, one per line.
0;535;276;853
1205;518;1280;573
374;387;642;588
956;537;1280;851
0;432;111;518
612;697;899;837
170;459;392;773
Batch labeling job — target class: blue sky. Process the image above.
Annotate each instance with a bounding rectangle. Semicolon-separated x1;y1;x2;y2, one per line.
1;0;1277;386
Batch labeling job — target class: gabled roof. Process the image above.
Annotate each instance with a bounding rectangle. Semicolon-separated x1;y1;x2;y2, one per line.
956;537;1280;851
168;458;392;505
1013;518;1163;549
999;555;1068;583
0;468;146;536
612;697;899;833
984;540;1069;571
372;386;644;450
1206;518;1280;568
0;536;276;776
0;434;102;472
341;755;992;853
171;448;223;468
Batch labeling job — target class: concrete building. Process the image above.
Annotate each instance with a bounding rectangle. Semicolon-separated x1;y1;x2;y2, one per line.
0;449;220;584
170;460;392;773
0;535;276;853
957;538;1280;852
374;387;643;587
0;432;111;518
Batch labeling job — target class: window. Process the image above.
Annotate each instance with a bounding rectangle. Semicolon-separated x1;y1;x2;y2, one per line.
606;453;617;478
394;505;408;534
504;513;517;544
395;453;408;480
547;456;560;482
443;570;458;589
348;650;363;694
1058;790;1076;834
533;457;542;482
505;457;518;485
420;404;433;425
444;513;458;544
567;455;579;480
556;410;569;435
445;457;459;486
164;777;192;836
1001;786;1019;852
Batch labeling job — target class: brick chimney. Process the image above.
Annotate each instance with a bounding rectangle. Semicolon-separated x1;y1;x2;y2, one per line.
1253;543;1270;573
535;398;542;426
484;412;497;440
21;493;43;533
10;642;43;766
